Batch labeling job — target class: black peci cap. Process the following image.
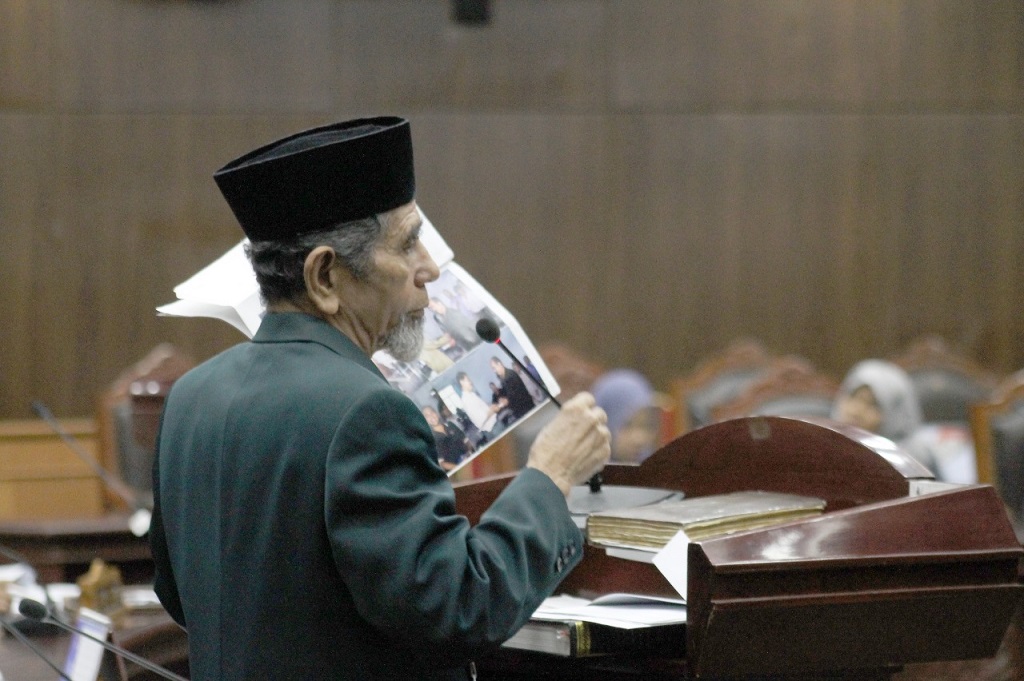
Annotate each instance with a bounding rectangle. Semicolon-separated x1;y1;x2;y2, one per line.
213;117;415;242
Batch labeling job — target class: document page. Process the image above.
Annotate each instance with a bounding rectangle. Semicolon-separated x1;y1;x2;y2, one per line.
531;594;687;629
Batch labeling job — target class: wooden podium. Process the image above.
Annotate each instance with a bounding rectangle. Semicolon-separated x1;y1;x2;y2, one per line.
455;416;1024;680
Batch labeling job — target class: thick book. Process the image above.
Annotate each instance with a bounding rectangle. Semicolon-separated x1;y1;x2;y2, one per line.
586;490;827;549
156;208;555;478
502;618;686;658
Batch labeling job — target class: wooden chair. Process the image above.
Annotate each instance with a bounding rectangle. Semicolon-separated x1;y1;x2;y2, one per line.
709;356;840;424
969;369;1024;531
652;390;678;451
96;344;195;510
669;339;774;435
536;342;605;402
891;335;999;424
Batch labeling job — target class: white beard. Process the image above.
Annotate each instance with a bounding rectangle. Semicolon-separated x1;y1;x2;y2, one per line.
382;313;425;363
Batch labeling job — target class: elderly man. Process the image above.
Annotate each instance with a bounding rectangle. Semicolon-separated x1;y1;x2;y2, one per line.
149;117;609;681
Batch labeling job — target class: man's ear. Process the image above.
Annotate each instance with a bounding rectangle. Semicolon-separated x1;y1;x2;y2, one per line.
303;246;345;316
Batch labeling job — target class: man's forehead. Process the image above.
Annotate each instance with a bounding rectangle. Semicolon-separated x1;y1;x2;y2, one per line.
380;202;421;242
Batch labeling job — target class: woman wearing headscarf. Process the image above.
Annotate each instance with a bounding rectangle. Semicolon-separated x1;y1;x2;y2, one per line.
591;369;663;464
831;359;923;444
830;358;974;479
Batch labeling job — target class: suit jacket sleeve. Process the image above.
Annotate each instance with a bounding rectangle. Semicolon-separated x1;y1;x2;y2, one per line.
325;384;582;664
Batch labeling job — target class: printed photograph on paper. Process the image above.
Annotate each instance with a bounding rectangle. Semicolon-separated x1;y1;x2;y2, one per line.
371;265;554;476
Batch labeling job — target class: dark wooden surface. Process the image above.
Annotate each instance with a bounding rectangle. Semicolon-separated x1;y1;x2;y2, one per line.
479;610;1024;681
5;619;1019;681
457;417;1024;680
688;487;1021;677
893;596;1024;681
0;513;153;584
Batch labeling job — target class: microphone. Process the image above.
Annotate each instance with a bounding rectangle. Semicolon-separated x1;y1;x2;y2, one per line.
29;401;151;537
18;599;188;681
475;318;560;407
0;541;61;636
475;318;603;492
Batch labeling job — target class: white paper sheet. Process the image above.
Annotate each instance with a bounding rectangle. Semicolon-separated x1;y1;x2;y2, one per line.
652;529;691;600
531;593;687;629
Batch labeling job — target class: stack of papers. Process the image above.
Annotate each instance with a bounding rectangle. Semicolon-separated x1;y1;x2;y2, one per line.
531;593;686;629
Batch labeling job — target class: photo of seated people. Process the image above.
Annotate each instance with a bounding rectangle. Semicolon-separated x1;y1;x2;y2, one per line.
420;403;474;472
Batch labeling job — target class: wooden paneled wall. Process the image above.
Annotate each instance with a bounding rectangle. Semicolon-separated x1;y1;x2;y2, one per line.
1;0;1022;418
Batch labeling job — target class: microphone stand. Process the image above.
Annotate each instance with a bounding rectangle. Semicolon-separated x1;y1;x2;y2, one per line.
474;318;602;492
472;321;684;515
29;400;152;537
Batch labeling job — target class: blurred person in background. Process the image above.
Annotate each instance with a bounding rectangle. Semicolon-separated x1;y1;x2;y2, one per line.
591;369;664;464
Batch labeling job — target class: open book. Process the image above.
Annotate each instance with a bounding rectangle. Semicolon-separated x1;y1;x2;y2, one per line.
157;208;557;477
586;490;827;550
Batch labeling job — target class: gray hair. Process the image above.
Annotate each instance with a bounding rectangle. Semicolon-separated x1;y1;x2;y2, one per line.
244;214;386;304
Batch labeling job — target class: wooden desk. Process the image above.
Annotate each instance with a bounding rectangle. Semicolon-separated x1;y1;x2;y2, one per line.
0;513;153;584
458;416;1024;680
0;629;70;681
0;609;186;681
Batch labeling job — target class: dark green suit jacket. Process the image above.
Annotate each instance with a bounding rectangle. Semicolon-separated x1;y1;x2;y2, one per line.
150;312;582;680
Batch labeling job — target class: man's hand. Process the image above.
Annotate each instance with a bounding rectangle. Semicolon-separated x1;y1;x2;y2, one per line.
527;392;611;496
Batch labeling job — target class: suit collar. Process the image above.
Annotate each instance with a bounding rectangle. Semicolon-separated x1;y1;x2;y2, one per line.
252;312;386;379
